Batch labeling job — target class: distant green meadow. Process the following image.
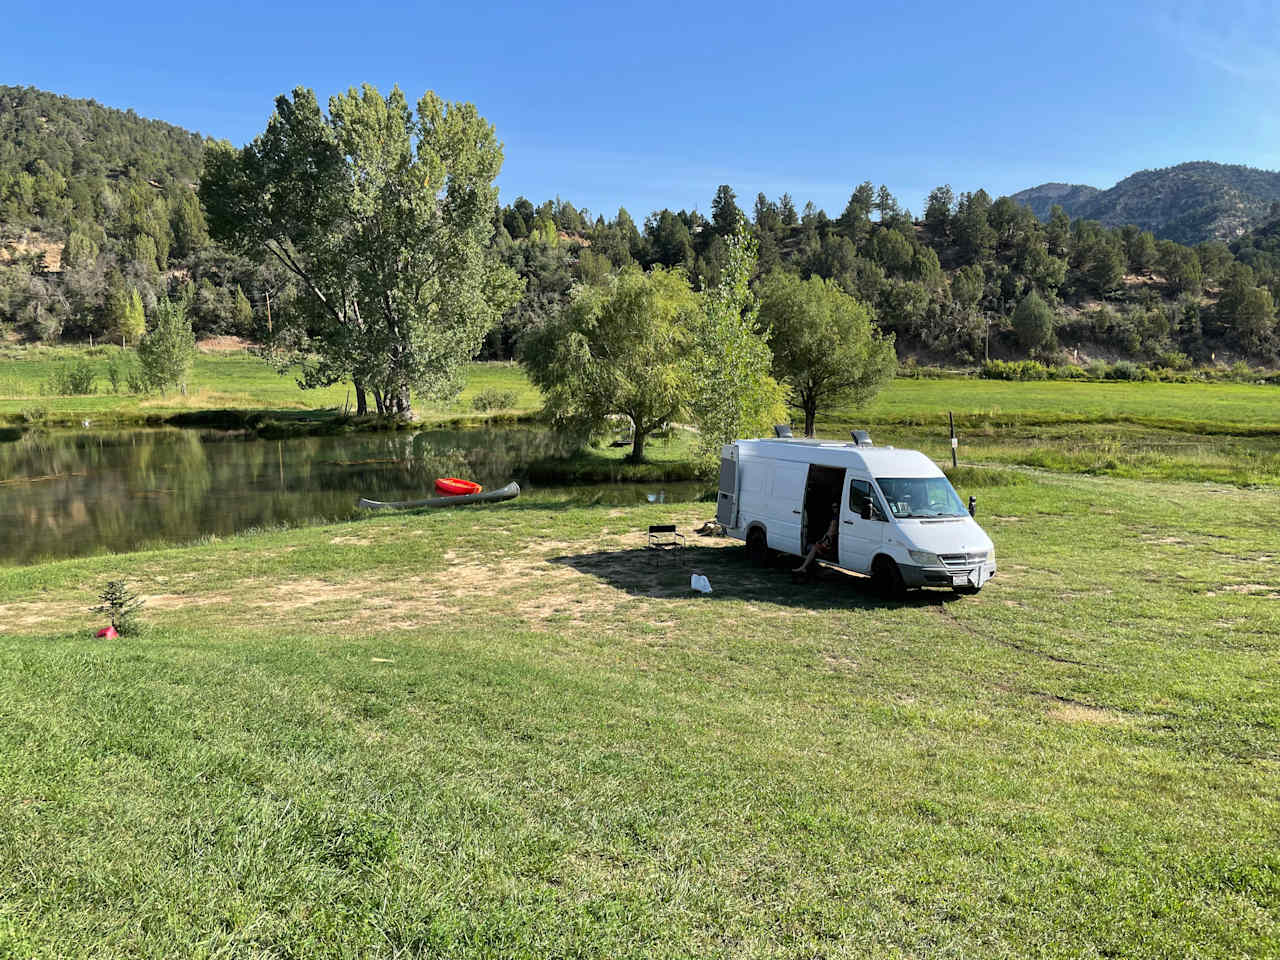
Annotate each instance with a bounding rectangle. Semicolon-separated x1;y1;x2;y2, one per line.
0;345;539;426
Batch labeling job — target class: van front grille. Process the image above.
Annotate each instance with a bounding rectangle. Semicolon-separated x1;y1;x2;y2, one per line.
939;552;987;567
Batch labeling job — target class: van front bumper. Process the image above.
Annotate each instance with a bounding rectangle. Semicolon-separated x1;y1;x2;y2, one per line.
901;561;997;589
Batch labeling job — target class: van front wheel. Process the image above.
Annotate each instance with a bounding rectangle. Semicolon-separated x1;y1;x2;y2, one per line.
746;529;772;568
871;556;905;597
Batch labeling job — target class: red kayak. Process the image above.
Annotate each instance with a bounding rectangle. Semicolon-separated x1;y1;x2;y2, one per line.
434;477;483;496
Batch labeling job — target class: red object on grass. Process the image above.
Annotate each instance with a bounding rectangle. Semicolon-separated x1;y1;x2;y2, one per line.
96;625;118;639
434;477;483;496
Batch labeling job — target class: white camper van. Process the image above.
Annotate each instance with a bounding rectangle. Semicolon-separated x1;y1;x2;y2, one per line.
716;433;996;594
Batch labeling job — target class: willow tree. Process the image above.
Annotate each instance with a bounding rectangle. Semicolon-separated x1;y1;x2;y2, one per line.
522;267;698;463
758;271;897;437
199;84;520;417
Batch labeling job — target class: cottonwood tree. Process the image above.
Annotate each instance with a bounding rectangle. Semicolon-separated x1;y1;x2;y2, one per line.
200;84;520;418
106;280;145;345
758;271;896;437
521;266;698;462
138;298;196;394
688;225;785;467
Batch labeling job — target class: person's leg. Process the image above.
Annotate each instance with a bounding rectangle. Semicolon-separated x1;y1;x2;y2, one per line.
794;542;819;573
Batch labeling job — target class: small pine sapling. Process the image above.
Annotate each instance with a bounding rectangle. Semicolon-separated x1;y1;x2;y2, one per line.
92;580;145;635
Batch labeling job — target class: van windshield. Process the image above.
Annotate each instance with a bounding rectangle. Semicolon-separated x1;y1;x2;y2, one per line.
875;476;968;519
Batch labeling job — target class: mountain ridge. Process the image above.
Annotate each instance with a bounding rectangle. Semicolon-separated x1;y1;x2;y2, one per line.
1012;161;1280;245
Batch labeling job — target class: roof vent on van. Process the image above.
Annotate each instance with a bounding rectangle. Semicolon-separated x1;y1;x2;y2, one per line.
851;430;873;446
773;424;793;438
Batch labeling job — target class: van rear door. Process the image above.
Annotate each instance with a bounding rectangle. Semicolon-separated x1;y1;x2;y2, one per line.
715;447;739;527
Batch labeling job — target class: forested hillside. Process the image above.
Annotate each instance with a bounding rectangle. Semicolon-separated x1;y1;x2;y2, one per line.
1;86;1278;368
489;183;1280;366
0;85;289;345
1013;162;1280;244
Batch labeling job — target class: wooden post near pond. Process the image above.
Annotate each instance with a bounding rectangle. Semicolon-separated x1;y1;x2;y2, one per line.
949;411;957;470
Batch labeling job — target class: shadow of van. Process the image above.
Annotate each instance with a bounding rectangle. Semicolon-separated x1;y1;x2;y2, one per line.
547;543;959;612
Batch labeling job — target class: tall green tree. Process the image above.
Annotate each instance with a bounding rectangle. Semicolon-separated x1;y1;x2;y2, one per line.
688;225;785;467
200;84;520;418
137;298;196;394
521;267;698;462
924;185;954;243
1012;290;1055;353
710;184;742;237
106;280;145;345
758;271;896;436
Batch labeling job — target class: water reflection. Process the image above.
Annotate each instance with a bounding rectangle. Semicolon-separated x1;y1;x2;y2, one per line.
0;427;706;565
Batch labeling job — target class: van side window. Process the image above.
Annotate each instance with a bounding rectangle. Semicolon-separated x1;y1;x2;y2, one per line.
849;479;883;520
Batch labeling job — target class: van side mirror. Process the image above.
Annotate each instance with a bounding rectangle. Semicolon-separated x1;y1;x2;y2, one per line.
968;495;976;517
860;501;872;521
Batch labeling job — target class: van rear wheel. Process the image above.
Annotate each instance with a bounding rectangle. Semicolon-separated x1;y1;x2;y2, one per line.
746;529;771;567
871;556;905;597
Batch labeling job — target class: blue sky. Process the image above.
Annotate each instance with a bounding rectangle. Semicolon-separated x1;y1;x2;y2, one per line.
4;0;1278;220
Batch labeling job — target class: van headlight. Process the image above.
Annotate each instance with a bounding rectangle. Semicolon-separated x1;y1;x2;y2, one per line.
908;549;941;566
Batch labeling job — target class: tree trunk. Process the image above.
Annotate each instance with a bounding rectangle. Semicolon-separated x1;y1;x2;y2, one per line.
388;385;414;420
804;405;817;438
373;388;386;417
353;379;368;416
627;430;647;463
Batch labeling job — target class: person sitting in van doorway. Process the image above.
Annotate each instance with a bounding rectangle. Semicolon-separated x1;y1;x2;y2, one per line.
794;501;840;575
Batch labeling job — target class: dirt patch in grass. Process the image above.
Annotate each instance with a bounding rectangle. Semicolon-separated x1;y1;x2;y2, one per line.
197;336;255;353
0;599;84;628
1209;583;1280;599
1048;701;1132;725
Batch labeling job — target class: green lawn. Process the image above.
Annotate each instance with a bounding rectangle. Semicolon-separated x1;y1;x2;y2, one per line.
860;376;1280;429
0;473;1276;956
0;345;539;426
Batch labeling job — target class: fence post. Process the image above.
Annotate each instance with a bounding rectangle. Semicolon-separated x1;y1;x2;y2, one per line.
949;410;957;469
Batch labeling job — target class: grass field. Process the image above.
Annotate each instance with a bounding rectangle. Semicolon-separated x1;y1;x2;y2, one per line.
2;345;1279;954
0;345;540;426
1;470;1277;956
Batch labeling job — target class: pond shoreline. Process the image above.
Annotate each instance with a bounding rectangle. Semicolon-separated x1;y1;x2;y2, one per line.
1;406;543;439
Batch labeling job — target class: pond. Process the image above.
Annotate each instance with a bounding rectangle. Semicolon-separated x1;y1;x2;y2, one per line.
0;426;708;565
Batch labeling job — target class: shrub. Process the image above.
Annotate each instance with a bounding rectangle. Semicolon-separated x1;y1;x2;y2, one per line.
1107;360;1156;382
1086;359;1111;380
471;388;519;411
1228;361;1255;381
43;358;96;395
1153;350;1191;371
105;351;137;394
92;580;145;635
979;359;1049;381
1049;363;1086;379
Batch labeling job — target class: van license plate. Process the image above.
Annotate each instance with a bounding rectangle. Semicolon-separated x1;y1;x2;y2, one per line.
952;572;971;586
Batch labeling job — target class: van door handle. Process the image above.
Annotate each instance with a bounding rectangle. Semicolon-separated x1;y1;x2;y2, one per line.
792;509;801;514
843;520;853;525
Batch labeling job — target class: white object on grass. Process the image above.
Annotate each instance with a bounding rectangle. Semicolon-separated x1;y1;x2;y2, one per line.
690;574;712;594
